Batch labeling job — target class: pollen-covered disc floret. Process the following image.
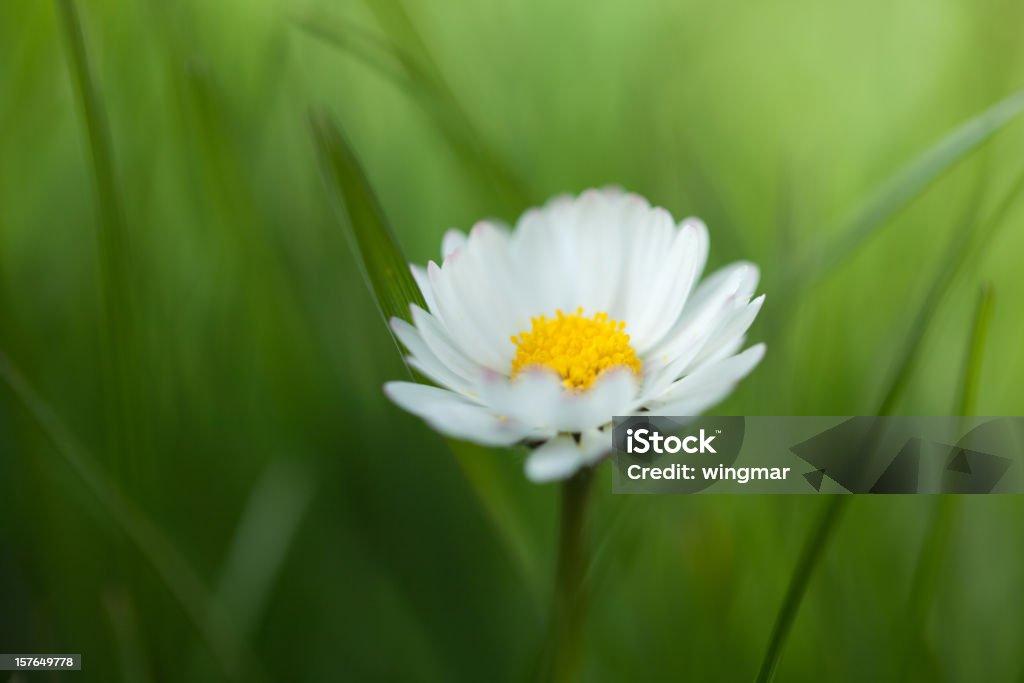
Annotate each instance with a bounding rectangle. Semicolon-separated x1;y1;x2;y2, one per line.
384;187;766;483
511;308;641;390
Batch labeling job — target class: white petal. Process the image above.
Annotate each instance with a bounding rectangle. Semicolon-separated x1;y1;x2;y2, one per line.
510;190;644;320
563;189;629;314
641;263;760;400
409;305;484;383
631;218;708;353
686;294;765;371
510;195;583;315
524;426;614;482
446;222;528;362
525;435;589;482
441;229;466;258
690;261;760;309
384;382;534;446
681;217;712;282
646;343;766;415
385;381;480;414
652;262;759;360
390;317;473;395
615;204;675;345
427;261;508;371
549;368;639;433
410;265;439;316
478;368;565;430
646;293;764;398
432;223;534;371
578;427;613;466
478;367;636;434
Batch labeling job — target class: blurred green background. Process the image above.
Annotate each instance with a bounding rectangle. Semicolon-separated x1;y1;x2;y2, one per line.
2;0;1024;681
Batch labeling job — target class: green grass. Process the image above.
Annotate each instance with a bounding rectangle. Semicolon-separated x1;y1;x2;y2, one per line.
2;1;1024;681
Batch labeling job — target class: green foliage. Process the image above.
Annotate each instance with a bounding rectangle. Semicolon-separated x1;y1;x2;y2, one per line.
311;111;425;329
2;1;1024;681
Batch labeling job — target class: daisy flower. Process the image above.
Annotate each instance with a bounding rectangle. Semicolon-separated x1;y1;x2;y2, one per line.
385;187;765;482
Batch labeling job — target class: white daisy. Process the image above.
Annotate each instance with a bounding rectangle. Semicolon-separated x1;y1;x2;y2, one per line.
385;187;765;483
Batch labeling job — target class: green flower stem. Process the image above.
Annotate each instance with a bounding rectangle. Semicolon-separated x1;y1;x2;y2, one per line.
540;466;595;683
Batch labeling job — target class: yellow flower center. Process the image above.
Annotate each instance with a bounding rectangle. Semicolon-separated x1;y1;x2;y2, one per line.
510;308;642;390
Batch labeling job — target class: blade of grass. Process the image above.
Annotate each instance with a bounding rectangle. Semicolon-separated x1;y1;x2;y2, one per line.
0;349;263;683
311;112;542;605
755;174;1021;682
797;87;1024;287
311;111;426;329
899;496;959;681
957;284;995;416
55;0;129;293
183;459;316;681
873;179;985;415
216;458;316;638
362;0;530;206
897;285;994;679
754;495;846;683
361;0;439;76
297;13;530;214
877;169;1024;415
54;0;138;463
296;18;407;86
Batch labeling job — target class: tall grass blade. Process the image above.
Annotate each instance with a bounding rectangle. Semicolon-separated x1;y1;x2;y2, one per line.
874;183;985;414
54;0;129;289
0;349;261;683
877;169;1024;415
182;459;315;680
754;496;846;683
799;88;1024;285
296;18;407;86
216;458;316;638
900;496;959;680
755;176;1020;682
311;112;542;604
957;284;995;416
897;285;994;679
311;111;426;328
298;13;530;213
364;0;530;201
54;0;138;464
